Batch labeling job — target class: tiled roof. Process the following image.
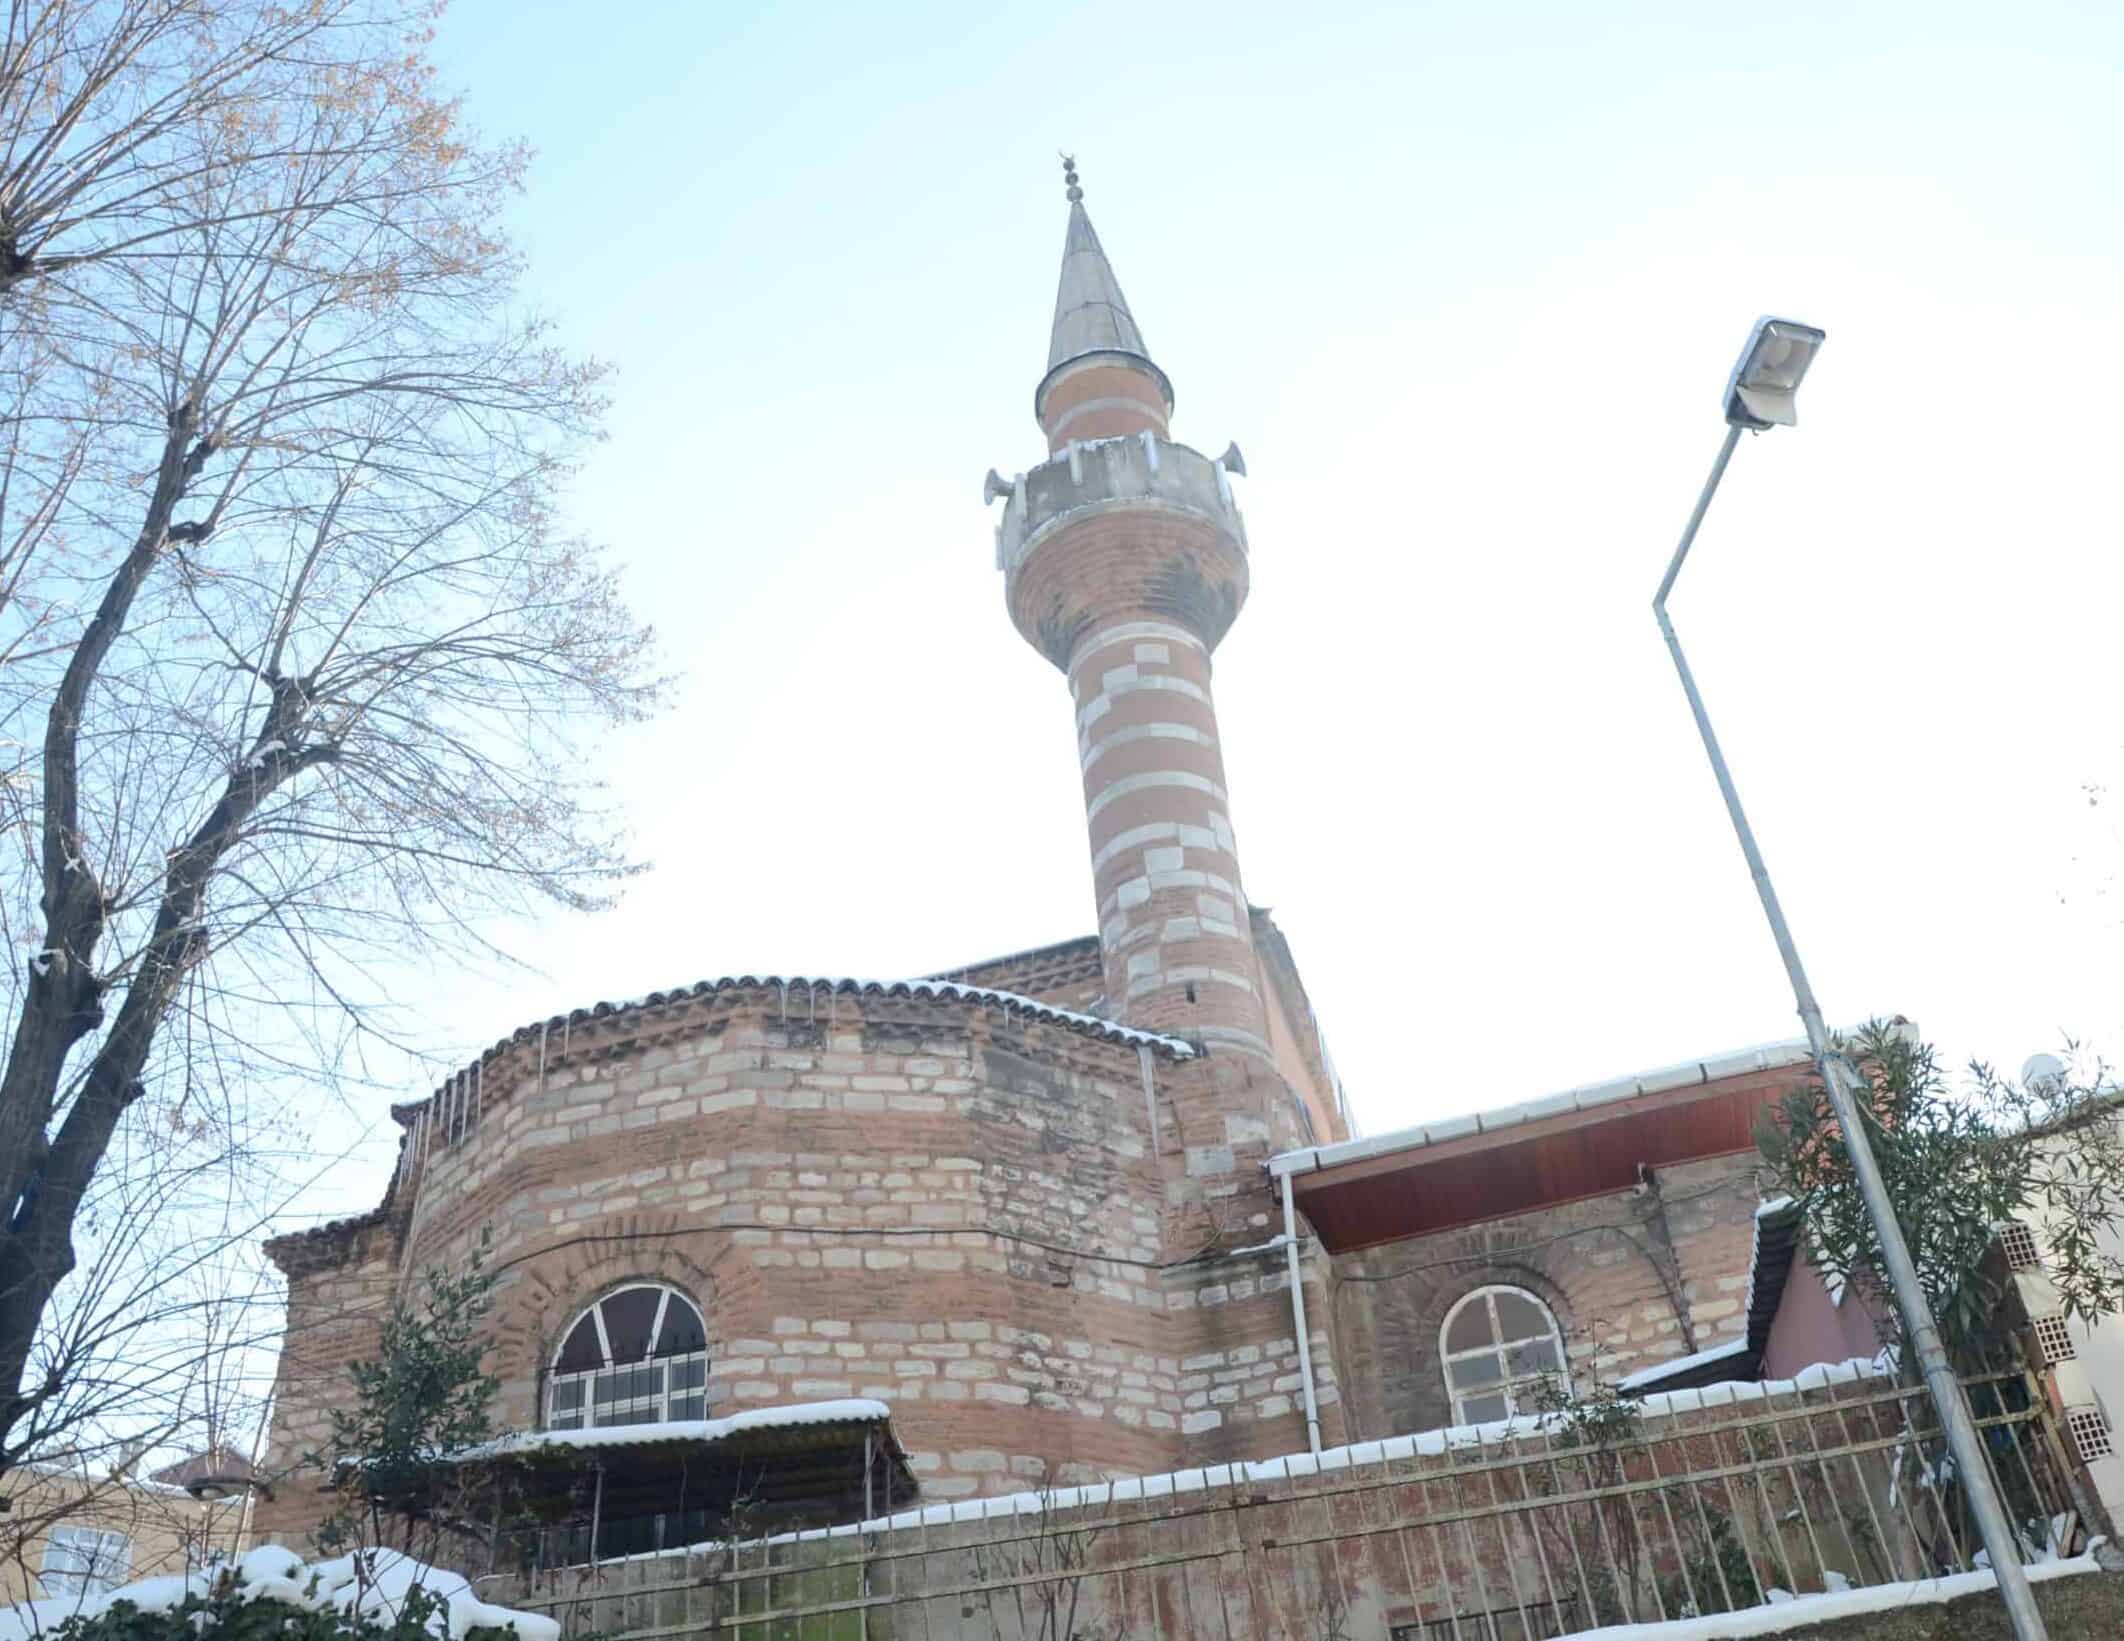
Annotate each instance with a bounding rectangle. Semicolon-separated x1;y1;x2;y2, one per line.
264;1204;389;1257
380;973;1192;1132
467;974;1192;1071
926;933;1106;1004
271;974;1195;1257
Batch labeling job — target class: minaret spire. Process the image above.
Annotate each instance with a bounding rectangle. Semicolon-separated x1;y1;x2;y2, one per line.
1034;156;1173;450
999;164;1270;1059
1048;158;1151;372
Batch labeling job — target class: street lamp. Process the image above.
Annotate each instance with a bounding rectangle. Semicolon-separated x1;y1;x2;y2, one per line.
1651;318;2049;1641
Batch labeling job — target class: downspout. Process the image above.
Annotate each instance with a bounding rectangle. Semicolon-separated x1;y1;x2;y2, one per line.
1280;1170;1323;1456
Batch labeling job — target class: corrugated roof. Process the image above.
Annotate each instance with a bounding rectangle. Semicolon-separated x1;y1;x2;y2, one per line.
447;1399;893;1463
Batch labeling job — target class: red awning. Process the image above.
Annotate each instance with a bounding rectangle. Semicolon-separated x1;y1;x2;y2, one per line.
1292;1063;1803;1253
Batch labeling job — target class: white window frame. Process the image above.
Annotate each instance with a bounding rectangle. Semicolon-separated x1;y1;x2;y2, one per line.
1439;1284;1570;1426
545;1284;709;1431
40;1525;131;1598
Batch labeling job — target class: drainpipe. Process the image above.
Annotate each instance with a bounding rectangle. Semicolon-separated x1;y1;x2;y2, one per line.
1280;1170;1323;1456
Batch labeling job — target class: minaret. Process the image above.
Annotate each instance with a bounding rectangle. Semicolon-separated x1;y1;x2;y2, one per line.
995;160;1267;1060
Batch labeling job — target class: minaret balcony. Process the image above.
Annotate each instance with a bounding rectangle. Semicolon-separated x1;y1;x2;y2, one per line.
996;432;1246;578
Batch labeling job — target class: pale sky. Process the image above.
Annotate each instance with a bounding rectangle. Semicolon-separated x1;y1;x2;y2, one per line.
291;0;2124;1219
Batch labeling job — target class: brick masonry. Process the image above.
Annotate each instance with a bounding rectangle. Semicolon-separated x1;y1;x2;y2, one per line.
1327;1153;1765;1439
257;980;1347;1544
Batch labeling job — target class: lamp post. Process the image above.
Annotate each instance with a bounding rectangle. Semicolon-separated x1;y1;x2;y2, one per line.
1651;317;2048;1641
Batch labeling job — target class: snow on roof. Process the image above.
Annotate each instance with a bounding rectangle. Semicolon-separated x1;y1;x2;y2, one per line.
1615;1336;1753;1392
448;1399;892;1463
11;1458;196;1499
1270;1019;1914;1179
396;975;1192;1122
0;1546;556;1641
1620;1196;1809;1394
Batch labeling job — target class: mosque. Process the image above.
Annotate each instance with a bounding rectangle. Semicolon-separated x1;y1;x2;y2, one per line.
256;165;1867;1556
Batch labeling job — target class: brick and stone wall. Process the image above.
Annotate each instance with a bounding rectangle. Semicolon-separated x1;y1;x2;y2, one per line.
932;912;1347;1151
1067;616;1269;1057
1325;1153;1764;1440
254;1217;400;1543
258;983;1343;1544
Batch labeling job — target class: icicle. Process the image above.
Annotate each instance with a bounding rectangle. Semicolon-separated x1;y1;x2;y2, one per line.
1138;1042;1163;1154
398;1104;443;1302
537;1020;550;1098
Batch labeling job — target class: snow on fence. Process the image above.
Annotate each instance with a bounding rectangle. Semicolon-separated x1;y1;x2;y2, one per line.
498;1357;2090;1640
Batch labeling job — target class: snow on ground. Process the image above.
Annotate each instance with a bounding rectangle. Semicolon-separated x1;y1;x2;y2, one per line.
1562;1550;2101;1639
0;1546;558;1641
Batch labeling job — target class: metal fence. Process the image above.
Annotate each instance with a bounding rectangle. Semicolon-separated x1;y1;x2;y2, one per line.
499;1359;2090;1640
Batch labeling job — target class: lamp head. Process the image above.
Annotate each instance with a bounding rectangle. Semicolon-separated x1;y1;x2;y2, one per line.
1725;317;1826;429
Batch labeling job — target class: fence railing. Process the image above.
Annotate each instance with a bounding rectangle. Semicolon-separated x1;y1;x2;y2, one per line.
495;1359;2089;1640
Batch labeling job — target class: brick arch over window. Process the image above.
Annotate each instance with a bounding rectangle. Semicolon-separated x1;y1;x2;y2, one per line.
545;1282;709;1429
1336;1259;1584;1438
490;1232;721;1421
1438;1283;1570;1425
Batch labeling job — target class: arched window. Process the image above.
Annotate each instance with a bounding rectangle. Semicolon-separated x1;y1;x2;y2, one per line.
546;1284;709;1430
1439;1285;1568;1425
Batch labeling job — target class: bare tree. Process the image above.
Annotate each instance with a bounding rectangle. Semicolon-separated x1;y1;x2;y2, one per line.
0;1;421;300
0;1186;280;1595
0;0;660;1485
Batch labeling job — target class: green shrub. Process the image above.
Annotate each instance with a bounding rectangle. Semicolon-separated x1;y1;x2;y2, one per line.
43;1569;529;1641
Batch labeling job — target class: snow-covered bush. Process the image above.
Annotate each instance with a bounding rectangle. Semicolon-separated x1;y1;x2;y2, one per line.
0;1547;557;1641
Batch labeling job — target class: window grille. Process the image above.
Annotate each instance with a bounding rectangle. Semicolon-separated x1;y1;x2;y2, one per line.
2067;1406;2115;1463
2032;1315;2078;1366
547;1284;709;1430
1439;1286;1569;1426
1996;1221;2042;1272
40;1527;130;1598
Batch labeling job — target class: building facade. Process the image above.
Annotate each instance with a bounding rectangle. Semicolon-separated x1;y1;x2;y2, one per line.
1;1456;249;1611
256;171;1846;1555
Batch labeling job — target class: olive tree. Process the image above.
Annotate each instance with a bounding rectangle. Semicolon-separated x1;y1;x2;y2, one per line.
1759;1021;2124;1357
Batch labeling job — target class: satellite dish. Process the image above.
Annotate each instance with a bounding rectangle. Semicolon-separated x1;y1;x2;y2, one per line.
2021;1052;2068;1093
